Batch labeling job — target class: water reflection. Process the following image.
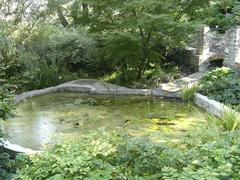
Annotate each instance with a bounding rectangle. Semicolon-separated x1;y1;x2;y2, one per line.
34;115;56;147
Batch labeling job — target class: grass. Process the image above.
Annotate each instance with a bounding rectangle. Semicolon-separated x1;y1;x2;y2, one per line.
181;83;198;103
222;108;240;131
206;107;240;131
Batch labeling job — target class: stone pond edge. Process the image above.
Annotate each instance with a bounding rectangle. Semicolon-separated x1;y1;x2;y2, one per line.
1;79;239;155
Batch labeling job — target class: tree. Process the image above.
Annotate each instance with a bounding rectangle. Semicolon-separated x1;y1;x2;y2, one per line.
194;0;240;33
65;0;211;82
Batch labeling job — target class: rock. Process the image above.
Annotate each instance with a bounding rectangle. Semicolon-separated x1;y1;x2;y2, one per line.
73;122;80;126
73;121;84;126
157;122;175;126
124;119;130;123
83;113;89;117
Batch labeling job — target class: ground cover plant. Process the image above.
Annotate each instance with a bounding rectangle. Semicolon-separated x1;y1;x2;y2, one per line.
16;126;240;180
0;84;17;180
0;84;15;120
199;67;240;106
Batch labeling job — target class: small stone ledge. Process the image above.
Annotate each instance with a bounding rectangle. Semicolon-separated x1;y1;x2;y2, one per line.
0;140;40;157
15;73;204;104
14;79;179;104
195;93;240;118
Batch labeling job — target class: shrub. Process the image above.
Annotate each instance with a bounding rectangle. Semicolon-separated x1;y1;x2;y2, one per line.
0;85;14;120
0;84;16;179
0;150;17;180
9;25;96;91
200;67;240;106
27;26;96;72
21;62;62;90
200;67;234;83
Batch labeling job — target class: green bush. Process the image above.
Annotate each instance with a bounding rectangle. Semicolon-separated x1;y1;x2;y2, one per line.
0;85;14;120
27;26;95;72
0;150;17;180
222;109;240;131
21;62;62;90
200;67;240;106
6;25;96;91
17;129;240;179
0;84;16;179
200;67;234;83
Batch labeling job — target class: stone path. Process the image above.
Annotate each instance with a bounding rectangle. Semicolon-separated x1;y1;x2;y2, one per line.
159;72;205;93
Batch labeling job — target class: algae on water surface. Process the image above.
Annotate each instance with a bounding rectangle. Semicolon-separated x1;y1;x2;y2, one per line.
0;92;205;150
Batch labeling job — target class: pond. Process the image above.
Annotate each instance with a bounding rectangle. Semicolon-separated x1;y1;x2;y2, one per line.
0;92;205;150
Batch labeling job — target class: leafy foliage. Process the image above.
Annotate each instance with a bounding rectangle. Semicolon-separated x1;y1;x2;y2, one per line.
0;0;215;89
0;84;16;179
0;85;14;120
17;129;240;179
196;0;240;33
21;62;63;90
26;26;96;72
0;150;17;180
200;67;234;83
85;0;203;84
200;67;240;106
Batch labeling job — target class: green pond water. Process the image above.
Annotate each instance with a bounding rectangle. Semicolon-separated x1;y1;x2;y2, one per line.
0;92;206;150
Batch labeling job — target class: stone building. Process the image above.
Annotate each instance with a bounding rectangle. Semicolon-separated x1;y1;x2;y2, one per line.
197;26;240;71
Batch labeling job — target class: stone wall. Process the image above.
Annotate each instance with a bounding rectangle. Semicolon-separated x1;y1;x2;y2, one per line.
224;27;240;68
197;26;240;71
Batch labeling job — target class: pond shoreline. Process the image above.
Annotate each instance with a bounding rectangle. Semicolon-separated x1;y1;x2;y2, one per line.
3;73;239;155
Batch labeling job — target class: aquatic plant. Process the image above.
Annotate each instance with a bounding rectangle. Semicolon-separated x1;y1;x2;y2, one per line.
222;108;240;131
206;107;240;131
181;84;198;103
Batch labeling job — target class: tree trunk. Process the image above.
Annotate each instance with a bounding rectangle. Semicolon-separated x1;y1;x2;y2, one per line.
137;27;152;79
57;7;68;27
82;3;89;18
82;3;89;25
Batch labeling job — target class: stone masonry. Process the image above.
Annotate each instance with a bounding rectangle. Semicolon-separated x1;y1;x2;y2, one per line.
197;26;240;71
